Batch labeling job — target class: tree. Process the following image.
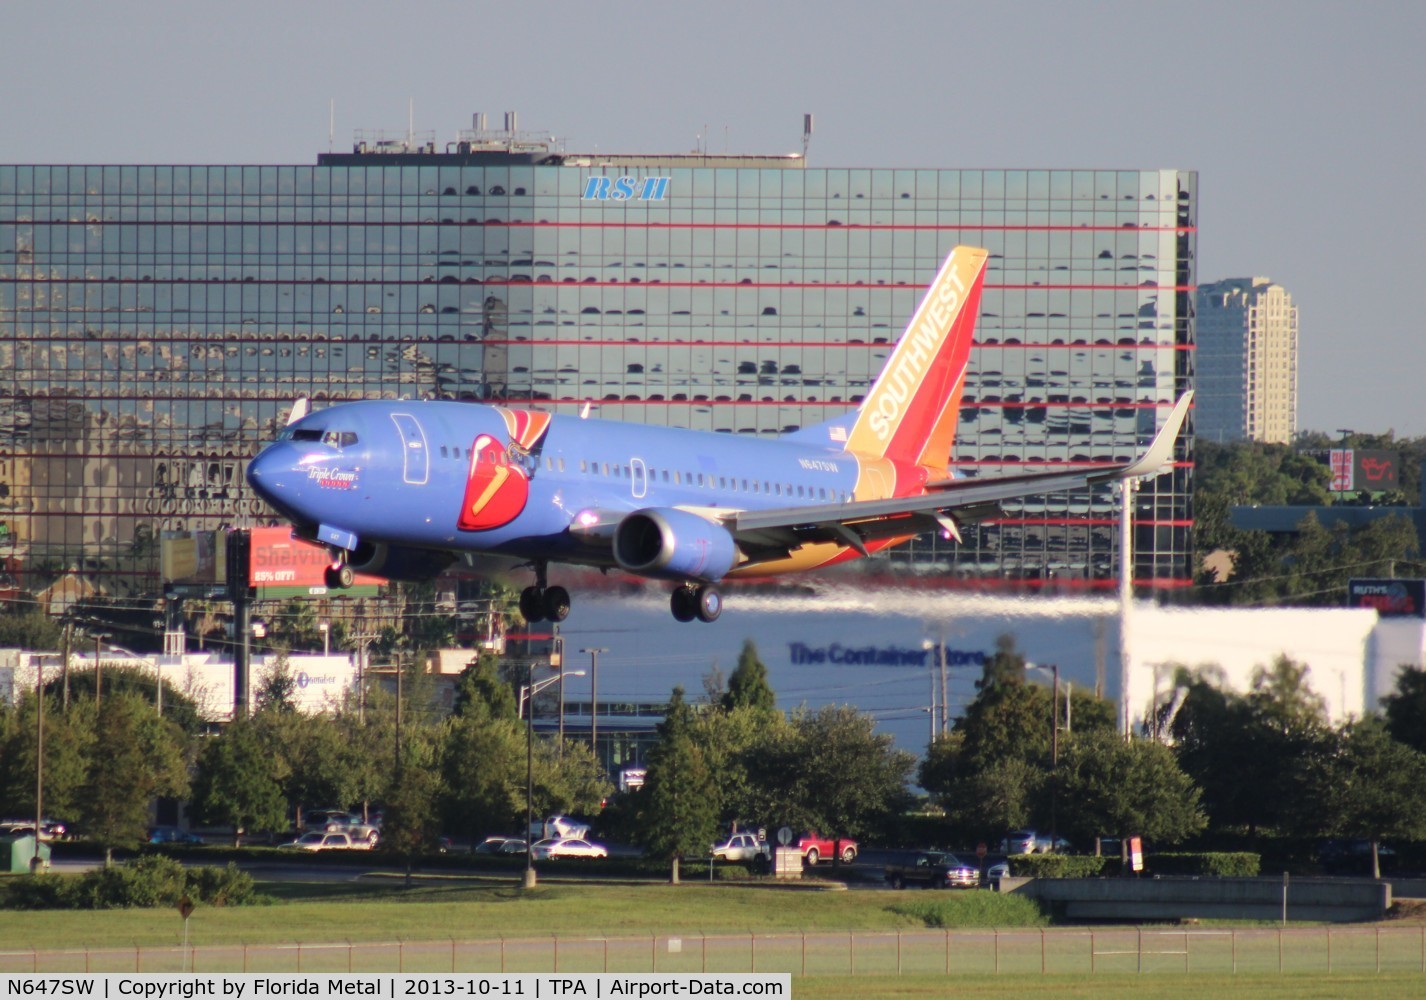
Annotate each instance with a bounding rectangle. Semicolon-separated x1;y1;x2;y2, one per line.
743;705;914;850
0;693;94;823
80;693;190;864
638;688;720;883
0;610;61;650
452;651;518;721
1055;729;1206;857
722;640;777;714
1383;665;1426;755
1319;718;1426;879
382;737;445;886
190;716;289;846
441;712;527;843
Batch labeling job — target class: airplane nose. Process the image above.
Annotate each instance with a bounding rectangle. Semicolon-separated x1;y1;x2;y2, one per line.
246;444;290;508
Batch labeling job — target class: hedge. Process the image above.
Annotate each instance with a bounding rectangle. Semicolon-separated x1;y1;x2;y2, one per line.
2;856;265;909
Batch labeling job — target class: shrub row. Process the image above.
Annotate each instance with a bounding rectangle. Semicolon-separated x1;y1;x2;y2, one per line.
2;856;264;909
1005;851;1260;879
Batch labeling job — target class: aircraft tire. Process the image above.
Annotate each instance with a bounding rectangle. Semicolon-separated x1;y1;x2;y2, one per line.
543;586;571;622
670;586;697;622
519;586;546;622
695;586;722;623
336;564;355;589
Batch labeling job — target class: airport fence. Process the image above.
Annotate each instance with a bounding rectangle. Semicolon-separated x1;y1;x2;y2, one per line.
4;925;1426;977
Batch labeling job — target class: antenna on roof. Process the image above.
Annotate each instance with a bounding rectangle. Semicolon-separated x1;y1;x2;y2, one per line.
802;113;814;161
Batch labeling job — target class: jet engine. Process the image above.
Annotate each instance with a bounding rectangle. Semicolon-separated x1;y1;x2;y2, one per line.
348;541;457;582
613;508;739;583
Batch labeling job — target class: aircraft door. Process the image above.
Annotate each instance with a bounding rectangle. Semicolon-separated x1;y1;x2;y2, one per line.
390;413;430;485
630;457;648;499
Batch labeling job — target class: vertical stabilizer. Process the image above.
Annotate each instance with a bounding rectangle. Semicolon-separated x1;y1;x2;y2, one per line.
843;246;988;472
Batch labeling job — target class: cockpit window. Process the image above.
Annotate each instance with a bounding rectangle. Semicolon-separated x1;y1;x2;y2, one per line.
290;428;358;447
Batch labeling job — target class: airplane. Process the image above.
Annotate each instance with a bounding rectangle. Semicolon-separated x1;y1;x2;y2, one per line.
246;245;1192;624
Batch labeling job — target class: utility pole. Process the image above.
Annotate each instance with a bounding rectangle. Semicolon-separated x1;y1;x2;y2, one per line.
523;657;537;890
93;632;110;710
61;623;71;712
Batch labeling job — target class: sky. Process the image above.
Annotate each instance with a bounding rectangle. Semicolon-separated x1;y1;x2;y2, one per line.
5;0;1424;435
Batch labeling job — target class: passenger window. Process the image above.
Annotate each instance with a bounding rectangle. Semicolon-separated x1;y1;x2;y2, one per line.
602;463;609;476
579;460;587;473
558;458;566;472
440;446;449;459
719;477;727;489
662;470;670;482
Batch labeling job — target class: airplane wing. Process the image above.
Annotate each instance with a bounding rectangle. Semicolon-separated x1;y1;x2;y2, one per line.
725;392;1192;561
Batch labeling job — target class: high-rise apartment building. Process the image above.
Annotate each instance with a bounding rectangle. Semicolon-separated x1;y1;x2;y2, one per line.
0;126;1197;602
1195;277;1297;444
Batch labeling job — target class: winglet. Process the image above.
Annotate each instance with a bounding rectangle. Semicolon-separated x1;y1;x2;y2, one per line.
286;397;310;427
1114;391;1193;480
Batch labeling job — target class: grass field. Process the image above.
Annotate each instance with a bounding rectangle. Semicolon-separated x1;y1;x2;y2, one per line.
3;870;1426;994
0;874;1044;950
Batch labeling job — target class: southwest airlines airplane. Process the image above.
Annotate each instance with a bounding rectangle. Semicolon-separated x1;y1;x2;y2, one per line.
247;246;1191;624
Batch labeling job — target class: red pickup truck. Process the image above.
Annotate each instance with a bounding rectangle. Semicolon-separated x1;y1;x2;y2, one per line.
797;831;858;865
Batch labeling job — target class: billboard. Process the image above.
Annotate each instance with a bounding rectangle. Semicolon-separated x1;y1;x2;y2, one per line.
1328;449;1400;493
161;531;228;597
248;527;382;598
1347;578;1426;618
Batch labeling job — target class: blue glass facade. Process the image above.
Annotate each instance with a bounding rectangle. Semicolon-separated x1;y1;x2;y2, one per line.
0;152;1195;599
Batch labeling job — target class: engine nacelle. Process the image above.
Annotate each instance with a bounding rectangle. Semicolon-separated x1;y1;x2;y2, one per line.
349;542;457;582
613;508;739;583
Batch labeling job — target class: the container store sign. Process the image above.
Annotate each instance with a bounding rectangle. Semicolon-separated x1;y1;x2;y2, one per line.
788;642;987;667
1347;578;1425;618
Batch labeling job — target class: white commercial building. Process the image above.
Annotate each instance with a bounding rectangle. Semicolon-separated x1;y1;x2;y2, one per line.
4;591;1423;756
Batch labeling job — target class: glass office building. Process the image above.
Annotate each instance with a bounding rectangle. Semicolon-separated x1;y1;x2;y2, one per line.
0;135;1196;601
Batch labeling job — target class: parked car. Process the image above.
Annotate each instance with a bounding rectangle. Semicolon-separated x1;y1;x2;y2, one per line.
884;851;980;890
982;854;1011;884
1000;830;1070;855
711;832;769;864
302;809;361;831
281;831;370;851
530;837;608;860
148;825;204;845
475;836;527;855
797;831;858;865
528;815;591;841
1;819;66;840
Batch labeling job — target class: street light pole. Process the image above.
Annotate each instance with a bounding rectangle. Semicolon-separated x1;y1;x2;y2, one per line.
33;656;44;872
580;648;607;768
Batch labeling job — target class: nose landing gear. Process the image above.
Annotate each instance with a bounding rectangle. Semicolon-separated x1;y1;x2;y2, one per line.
671;583;721;623
324;555;355;590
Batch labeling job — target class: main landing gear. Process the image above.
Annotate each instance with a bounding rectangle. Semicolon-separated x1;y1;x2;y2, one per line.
671;583;721;623
519;561;570;623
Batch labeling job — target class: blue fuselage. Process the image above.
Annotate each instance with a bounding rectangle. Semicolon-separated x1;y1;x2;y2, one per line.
247;400;866;570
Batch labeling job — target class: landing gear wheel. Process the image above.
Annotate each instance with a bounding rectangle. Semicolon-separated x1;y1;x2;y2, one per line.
519;586;546;623
324;564;354;590
670;586;697;623
543;585;571;623
695;586;722;623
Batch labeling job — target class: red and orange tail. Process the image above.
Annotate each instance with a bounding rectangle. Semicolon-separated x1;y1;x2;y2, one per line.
844;246;988;474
